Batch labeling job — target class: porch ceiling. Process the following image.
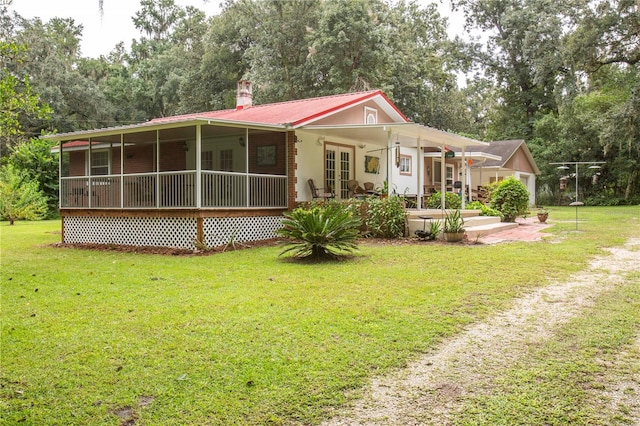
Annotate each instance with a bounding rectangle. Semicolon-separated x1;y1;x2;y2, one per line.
300;123;489;149
424;151;502;162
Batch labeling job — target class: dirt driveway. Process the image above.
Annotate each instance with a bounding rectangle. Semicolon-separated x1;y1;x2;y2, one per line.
321;238;640;425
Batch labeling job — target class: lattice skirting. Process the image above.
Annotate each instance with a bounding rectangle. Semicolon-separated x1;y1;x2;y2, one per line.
63;215;284;249
203;216;283;248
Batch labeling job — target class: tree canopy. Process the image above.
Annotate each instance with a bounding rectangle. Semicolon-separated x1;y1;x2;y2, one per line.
2;0;638;204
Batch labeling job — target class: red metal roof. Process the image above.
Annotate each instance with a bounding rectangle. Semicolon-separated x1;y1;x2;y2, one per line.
148;90;408;127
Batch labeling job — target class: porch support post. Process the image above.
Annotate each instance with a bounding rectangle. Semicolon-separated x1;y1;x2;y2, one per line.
59;141;63;210
156;130;160;208
440;145;446;210
88;137;92;208
196;125;202;208
461;146;466;209
417;138;423;209
386;131;392;195
467;159;472;203
196;217;204;245
120;133;124;208
245;128;249;207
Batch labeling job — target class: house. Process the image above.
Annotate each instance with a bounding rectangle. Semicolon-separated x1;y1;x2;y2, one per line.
435;140;540;205
49;82;491;249
470;139;540;205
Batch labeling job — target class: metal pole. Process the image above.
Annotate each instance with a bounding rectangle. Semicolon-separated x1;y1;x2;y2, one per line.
575;163;579;202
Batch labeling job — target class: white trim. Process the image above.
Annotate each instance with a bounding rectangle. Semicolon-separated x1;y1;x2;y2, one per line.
364;106;378;124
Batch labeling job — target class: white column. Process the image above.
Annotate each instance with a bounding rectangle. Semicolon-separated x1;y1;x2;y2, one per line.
88;137;92;208
120;134;124;208
417;138;423;209
156;130;160;208
461;146;466;209
440;146;446;209
195;125;202;208
387;131;393;196
58;142;63;209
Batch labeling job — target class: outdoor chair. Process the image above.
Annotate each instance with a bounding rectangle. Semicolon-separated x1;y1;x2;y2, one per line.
363;182;376;194
308;179;335;200
347;180;365;198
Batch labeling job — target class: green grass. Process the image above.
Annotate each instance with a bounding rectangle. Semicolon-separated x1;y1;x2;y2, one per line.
454;270;640;425
1;206;639;425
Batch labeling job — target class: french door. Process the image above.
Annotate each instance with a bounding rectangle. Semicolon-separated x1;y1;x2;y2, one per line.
325;144;354;199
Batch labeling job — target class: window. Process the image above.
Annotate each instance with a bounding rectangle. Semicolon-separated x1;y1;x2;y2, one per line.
433;161;454;189
364;107;377;124
220;149;233;171
90;150;109;175
433;161;442;183
399;155;411;175
202;151;214;170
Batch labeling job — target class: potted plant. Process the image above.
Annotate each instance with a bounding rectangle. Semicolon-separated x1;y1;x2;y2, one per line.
537;208;549;223
443;209;465;242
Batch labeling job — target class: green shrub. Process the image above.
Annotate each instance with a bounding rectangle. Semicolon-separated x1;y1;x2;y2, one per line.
365;196;407;238
426;191;462;209
466;201;504;219
489;177;530;222
0;164;48;225
277;205;361;259
443;209;465;233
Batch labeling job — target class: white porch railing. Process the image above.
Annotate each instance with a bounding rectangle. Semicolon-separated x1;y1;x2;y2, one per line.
61;171;287;209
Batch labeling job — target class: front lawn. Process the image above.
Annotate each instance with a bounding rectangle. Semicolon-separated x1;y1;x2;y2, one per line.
1;206;638;425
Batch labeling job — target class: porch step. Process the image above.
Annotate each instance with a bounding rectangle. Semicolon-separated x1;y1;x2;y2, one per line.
406;209;482;220
407;213;517;239
464;221;519;239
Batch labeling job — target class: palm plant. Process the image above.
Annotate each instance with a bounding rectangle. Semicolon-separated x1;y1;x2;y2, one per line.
277;206;361;260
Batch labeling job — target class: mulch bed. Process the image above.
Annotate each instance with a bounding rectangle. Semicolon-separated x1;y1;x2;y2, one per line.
48;238;284;256
47;235;483;256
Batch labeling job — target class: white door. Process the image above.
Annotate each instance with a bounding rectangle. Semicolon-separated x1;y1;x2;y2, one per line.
325;144;354;199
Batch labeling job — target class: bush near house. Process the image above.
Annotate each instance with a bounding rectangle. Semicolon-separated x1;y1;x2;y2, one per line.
426;191;462;209
277;203;361;259
365;196;407;238
466;200;504;219
489;177;530;222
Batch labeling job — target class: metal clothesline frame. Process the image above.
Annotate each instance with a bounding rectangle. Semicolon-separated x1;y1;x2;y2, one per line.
549;161;606;202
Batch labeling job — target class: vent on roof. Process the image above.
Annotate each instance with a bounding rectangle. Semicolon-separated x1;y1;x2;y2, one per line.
236;80;253;110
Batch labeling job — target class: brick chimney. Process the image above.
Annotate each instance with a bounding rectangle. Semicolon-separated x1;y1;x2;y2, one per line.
236;80;253;110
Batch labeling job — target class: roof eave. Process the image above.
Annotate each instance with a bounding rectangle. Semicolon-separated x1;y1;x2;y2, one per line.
43;117;288;142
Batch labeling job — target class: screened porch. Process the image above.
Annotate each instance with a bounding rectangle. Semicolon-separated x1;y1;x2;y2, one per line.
58;124;288;209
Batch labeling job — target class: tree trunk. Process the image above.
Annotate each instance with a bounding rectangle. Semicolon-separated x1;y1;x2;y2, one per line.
624;169;637;200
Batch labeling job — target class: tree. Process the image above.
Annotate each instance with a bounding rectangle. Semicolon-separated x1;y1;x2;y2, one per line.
0;40;51;156
6;138;59;215
451;0;580;139
7;15;111;132
0;164;48;225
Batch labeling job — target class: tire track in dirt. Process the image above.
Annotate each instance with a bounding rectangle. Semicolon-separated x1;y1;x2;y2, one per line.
321;239;640;426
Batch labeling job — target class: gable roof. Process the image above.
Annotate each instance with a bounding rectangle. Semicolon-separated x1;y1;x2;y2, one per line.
45;90;409;142
481;139;540;174
148;90;408;128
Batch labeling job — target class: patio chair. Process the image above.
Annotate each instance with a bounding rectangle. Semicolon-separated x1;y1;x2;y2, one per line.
308;179;335;200
363;182;376;195
347;180;365;198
